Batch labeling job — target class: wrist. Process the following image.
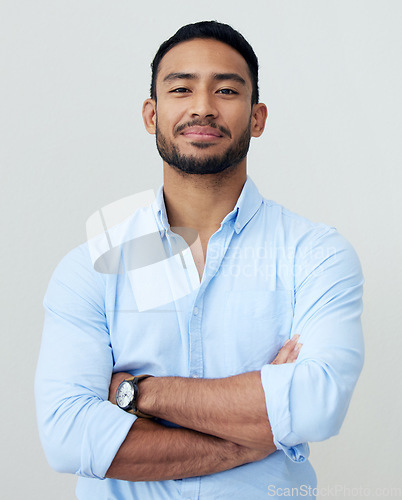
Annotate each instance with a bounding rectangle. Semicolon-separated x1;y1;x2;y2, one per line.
137;376;158;416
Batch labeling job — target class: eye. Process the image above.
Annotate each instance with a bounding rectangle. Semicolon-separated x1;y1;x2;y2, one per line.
170;87;191;93
217;88;238;95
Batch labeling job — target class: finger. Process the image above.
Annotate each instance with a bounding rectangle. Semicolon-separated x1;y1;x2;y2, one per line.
287;343;302;363
285;340;303;363
271;335;300;364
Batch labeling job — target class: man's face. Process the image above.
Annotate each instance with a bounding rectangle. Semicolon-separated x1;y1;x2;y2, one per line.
145;39;258;175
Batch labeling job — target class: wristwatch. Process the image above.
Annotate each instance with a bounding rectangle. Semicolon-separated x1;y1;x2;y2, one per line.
116;374;153;418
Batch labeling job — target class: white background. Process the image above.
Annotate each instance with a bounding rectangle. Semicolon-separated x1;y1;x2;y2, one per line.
1;1;401;498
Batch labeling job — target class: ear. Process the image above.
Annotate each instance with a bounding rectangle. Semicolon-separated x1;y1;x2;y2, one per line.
250;103;268;138
142;98;157;135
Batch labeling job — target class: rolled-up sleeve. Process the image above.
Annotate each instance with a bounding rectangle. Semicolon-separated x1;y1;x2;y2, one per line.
35;245;136;479
261;227;364;461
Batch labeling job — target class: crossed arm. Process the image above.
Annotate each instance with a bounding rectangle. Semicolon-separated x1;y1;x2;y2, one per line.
105;335;301;481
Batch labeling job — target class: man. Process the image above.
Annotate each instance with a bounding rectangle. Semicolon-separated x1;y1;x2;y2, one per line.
35;21;364;499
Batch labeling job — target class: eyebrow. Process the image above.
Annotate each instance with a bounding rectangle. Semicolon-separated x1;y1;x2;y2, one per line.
163;72;197;82
213;73;247;86
163;72;247;86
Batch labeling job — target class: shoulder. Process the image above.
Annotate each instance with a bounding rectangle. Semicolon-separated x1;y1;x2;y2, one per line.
44;242;106;311
259;198;362;273
260;198;333;244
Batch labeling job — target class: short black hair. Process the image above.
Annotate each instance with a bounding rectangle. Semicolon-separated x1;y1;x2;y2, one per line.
150;20;259;104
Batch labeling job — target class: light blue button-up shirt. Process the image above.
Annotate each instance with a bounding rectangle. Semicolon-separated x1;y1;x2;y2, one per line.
35;176;364;499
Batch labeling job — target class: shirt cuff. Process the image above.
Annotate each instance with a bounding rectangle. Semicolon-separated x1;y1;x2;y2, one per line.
260;363;309;463
77;401;136;479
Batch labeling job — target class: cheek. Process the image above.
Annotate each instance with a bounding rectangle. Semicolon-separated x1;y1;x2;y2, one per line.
156;105;186;132
230;116;251;137
158;97;188;116
224;103;251;128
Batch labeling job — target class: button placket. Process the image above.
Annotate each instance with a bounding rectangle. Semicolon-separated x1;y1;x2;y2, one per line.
187;225;235;381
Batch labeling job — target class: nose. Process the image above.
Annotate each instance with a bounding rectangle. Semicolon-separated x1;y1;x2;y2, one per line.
189;90;218;119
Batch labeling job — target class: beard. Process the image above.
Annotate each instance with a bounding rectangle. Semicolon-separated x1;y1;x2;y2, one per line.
155;118;252;175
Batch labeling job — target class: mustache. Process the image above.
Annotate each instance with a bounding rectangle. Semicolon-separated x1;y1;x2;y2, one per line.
174;120;232;138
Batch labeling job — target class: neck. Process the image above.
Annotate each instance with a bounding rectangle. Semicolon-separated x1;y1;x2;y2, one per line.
162;159;247;235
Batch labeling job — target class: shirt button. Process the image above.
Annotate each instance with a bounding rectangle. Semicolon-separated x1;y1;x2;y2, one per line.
193;307;199;316
191;374;199;378
235;222;241;229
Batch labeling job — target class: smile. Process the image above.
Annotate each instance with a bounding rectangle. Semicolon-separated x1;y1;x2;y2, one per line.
181;126;224;141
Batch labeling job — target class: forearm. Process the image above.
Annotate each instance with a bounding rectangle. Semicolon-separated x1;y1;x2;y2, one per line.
105;417;268;481
138;371;275;451
107;337;300;476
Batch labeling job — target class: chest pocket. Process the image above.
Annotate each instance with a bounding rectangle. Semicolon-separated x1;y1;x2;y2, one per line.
222;290;293;373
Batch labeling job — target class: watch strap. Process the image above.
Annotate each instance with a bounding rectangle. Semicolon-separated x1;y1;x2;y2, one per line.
125;374;153;418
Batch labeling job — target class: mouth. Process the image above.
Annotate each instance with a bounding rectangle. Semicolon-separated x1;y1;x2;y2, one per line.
181;126;225;142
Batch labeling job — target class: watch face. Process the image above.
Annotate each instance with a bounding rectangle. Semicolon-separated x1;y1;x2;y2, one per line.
116;380;135;410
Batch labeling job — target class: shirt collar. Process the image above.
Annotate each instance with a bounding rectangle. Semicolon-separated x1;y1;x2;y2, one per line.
151;175;263;234
222;175;263;233
152;185;170;232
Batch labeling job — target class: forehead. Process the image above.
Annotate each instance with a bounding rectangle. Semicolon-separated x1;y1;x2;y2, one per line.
157;38;252;87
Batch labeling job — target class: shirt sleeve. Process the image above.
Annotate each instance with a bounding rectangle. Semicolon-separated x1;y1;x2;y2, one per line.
260;227;364;462
34;244;136;479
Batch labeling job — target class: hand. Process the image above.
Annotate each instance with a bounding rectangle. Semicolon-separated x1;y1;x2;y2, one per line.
108;371;132;404
271;335;302;365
